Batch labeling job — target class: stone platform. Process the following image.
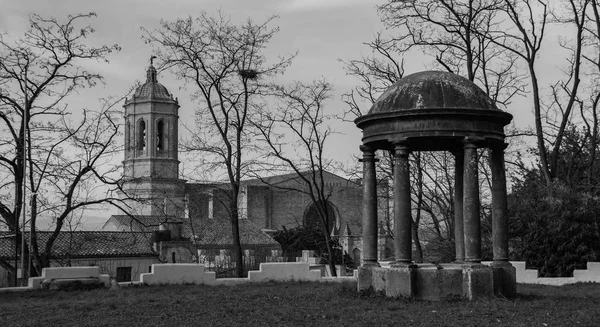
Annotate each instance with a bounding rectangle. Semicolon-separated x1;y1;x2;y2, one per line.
358;262;516;301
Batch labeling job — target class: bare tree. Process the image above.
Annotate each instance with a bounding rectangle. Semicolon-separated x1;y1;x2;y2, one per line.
0;13;123;283
480;0;591;189
254;79;342;276
377;0;526;106
143;11;294;277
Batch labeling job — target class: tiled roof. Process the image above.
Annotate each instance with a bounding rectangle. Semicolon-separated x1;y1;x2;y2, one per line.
185;219;280;249
107;215;281;249
134;81;173;100
0;231;156;259
133;65;174;101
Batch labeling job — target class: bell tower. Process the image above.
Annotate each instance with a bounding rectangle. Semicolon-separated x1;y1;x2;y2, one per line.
121;57;185;216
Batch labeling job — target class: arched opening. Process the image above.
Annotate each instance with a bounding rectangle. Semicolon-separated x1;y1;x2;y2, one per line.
352;248;361;266
138;119;146;151
304;201;336;234
157;120;164;151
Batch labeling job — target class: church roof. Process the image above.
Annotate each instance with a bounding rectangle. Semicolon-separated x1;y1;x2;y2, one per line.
0;231;156;259
128;64;176;102
106;215;280;249
185;219;281;249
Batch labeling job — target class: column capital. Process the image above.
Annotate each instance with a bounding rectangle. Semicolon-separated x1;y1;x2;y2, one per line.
393;142;411;157
463;141;478;149
463;136;484;149
359;144;376;153
359;145;379;163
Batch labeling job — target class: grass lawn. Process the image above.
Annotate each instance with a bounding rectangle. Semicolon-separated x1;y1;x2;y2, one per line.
1;282;599;326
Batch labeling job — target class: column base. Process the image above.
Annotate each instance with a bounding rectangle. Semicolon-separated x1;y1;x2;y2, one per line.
358;263;515;301
390;261;416;268
462;263;493;300
491;261;517;298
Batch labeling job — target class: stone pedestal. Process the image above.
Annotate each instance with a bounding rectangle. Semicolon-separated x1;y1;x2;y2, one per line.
491;261;517;298
462;264;493;300
357;262;515;301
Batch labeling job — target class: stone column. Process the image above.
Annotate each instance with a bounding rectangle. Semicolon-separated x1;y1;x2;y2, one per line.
360;145;379;266
463;141;481;263
393;143;412;264
453;150;465;262
490;144;509;262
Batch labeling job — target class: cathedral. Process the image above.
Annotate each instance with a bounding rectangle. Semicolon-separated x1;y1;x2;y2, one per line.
105;61;393;267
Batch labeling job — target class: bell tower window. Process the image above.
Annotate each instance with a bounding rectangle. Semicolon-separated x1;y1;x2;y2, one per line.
138;119;146;151
157;120;164;151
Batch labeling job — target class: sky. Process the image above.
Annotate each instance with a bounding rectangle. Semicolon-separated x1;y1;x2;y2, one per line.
0;0;392;174
0;0;391;225
0;0;554;169
1;0;564;225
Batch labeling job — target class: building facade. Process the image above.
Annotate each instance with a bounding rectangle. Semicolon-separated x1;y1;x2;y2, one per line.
112;61;393;266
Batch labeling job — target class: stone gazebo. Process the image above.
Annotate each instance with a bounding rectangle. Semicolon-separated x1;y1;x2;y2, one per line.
355;71;516;300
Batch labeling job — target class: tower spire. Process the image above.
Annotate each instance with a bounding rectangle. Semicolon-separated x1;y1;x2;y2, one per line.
146;56;158;83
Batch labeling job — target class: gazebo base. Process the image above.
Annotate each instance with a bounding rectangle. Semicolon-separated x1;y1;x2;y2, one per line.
357;262;516;301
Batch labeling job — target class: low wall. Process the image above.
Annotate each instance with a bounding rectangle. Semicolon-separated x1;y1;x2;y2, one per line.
483;261;600;286
28;266;111;289
140;264;216;285
8;260;598;292
139;262;355;286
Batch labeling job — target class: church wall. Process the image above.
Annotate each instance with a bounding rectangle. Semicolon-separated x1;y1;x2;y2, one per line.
121;179;186;217
247;185;271;228
185;184;230;220
264;180;364;235
186;186;210;220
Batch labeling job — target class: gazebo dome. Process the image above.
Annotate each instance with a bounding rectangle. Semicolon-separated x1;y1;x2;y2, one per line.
355;71;512;151
368;71;498;114
131;65;174;101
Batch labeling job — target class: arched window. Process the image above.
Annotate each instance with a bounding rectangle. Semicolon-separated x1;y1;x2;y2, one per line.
352;248;361;266
157;120;164;151
138;119;146;151
304;201;337;233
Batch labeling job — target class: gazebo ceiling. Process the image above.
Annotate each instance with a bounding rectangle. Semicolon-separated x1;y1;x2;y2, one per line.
355;71;513;151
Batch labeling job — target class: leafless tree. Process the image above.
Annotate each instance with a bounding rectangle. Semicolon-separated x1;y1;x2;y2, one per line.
253;79;343;276
0;13;124;283
377;0;526;107
143;11;294;277
482;0;592;190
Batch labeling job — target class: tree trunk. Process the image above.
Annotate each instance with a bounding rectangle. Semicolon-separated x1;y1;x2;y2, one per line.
230;189;244;278
322;229;338;277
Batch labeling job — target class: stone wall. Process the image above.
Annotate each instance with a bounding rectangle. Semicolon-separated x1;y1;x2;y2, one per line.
186;184;230;221
500;261;600;286
138;262;354;286
246;185;271;228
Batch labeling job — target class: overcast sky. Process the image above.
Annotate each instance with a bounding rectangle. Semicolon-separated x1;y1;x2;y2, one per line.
2;0;558;178
1;0;399;173
3;0;569;226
